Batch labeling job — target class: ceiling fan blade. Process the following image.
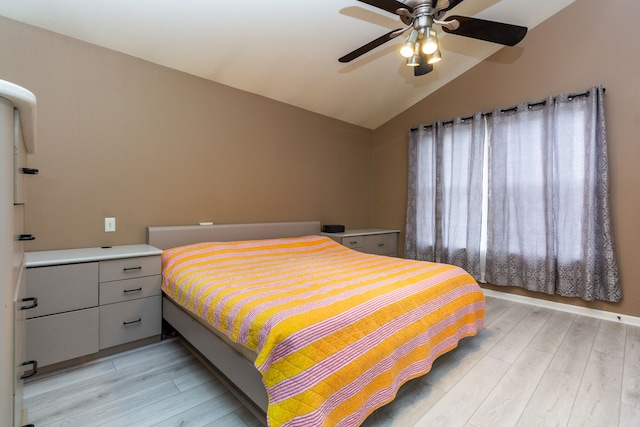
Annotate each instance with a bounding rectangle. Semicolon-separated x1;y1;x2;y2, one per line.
339;28;405;63
441;15;527;46
357;0;413;15
414;52;433;76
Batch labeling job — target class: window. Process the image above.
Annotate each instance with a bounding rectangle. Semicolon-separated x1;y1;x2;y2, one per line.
405;86;621;302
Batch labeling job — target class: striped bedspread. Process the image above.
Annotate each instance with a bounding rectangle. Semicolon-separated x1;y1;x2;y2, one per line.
162;235;485;427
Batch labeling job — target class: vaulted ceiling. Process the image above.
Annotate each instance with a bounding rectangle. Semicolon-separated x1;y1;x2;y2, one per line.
0;0;575;129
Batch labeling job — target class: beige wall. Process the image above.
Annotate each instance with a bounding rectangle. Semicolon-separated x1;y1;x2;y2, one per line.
373;0;640;316
0;17;374;251
2;0;639;317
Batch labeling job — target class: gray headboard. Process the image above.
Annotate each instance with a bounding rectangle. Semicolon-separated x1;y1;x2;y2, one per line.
146;221;321;250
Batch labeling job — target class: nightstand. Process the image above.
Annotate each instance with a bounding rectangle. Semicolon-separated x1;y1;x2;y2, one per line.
322;228;400;257
24;244;163;370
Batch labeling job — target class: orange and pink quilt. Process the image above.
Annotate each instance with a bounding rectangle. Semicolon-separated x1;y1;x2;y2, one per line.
162;235;485;427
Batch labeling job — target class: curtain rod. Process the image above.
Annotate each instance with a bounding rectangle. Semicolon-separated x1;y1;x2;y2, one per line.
410;87;605;132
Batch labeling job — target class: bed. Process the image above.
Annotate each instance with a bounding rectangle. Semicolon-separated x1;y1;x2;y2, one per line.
147;221;485;427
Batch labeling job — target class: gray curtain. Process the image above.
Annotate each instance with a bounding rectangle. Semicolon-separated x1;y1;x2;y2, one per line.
405;124;437;262
484;98;556;294
486;86;621;301
405;114;484;278
435;114;484;277
405;86;621;302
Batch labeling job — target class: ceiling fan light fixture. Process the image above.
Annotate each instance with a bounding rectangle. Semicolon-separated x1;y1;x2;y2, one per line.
406;54;420;67
338;1;528;77
422;29;439;55
400;29;419;58
427;49;442;64
400;42;414;58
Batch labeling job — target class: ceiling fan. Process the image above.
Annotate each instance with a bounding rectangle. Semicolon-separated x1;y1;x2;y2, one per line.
339;0;528;76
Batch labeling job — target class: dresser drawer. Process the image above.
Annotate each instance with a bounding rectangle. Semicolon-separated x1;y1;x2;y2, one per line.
26;262;99;318
100;275;162;305
362;233;398;256
341;236;363;250
99;295;162;349
99;256;161;282
26;307;99;367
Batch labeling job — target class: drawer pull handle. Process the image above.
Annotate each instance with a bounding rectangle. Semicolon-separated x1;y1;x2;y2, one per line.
20;360;38;379
19;234;36;241
123;287;143;294
378;243;385;247
21;167;39;175
349;241;358;245
123;318;142;326
20;297;38;310
123;266;142;272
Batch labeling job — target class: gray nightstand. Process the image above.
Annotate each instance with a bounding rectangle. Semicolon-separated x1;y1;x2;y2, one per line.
24;244;163;369
322;228;400;257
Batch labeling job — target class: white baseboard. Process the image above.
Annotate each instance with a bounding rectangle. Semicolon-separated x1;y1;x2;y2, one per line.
482;288;640;328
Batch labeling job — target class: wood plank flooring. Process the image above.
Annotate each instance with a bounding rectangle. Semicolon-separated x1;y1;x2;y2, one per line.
24;296;640;426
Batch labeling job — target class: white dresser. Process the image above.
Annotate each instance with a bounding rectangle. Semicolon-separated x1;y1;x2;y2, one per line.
24;244;163;370
322;228;400;257
1;80;37;427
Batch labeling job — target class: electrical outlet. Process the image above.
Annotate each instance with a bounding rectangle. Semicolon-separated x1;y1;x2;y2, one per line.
105;217;116;232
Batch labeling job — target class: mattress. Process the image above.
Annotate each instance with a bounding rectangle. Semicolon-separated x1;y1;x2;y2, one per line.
162;235;485;427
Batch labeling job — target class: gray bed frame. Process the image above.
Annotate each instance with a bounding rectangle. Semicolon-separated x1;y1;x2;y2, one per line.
147;221;321;415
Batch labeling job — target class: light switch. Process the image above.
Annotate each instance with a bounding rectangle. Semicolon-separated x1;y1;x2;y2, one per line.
105;217;116;232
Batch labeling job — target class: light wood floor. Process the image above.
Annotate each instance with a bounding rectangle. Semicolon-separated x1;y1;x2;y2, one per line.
24;296;640;426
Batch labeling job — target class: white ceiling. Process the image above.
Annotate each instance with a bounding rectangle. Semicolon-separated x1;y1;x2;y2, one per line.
0;0;575;129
